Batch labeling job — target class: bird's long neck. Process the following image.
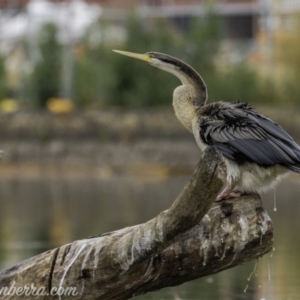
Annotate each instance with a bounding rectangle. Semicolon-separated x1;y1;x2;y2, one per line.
173;61;207;107
172;85;200;132
164;59;207;107
167;61;207;131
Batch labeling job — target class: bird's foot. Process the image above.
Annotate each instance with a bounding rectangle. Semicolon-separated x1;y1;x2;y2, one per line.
216;186;242;201
216;184;232;201
225;190;242;199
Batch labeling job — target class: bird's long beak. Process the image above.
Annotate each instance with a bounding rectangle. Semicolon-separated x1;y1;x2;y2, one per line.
113;50;151;62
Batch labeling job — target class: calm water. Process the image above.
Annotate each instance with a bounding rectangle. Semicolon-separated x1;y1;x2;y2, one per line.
0;165;299;300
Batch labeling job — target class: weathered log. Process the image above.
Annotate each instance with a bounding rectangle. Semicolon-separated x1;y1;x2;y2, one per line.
0;147;273;299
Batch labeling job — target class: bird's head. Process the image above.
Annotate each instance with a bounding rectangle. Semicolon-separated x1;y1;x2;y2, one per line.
113;50;180;73
113;50;207;105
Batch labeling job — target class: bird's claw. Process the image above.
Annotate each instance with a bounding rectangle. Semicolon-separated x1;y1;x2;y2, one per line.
216;190;242;201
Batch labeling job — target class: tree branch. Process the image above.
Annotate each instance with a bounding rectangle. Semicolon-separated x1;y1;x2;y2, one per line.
0;147;273;299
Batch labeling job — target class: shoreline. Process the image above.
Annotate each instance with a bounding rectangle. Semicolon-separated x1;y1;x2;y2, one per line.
0;106;299;166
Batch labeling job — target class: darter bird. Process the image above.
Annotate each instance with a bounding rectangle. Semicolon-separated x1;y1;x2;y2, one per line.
113;50;300;201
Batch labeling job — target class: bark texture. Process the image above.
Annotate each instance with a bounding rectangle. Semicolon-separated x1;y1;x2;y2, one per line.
0;147;273;299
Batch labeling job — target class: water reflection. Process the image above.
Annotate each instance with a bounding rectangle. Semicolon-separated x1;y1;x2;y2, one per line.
0;166;299;300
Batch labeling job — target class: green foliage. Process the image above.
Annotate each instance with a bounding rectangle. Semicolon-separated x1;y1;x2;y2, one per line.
108;16;178;107
0;14;286;108
73;14;281;108
274;16;300;106
208;64;279;105
73;54;97;106
0;54;8;100
73;14;222;107
31;23;62;107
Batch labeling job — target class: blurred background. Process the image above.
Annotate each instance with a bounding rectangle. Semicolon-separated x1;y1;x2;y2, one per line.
0;0;300;299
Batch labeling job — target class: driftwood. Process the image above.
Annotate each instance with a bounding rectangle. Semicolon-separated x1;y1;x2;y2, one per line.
0;147;273;299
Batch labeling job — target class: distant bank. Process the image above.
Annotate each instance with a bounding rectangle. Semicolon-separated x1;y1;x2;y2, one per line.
0;106;299;170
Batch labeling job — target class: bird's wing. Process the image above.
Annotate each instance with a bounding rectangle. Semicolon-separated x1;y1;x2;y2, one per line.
200;110;300;172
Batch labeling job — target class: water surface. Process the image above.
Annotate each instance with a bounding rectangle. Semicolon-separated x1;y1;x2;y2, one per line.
0;167;299;300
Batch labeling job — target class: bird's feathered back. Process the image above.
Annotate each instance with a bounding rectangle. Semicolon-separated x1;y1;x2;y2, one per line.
199;102;300;173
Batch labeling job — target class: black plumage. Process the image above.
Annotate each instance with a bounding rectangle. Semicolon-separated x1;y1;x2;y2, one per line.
199;102;300;173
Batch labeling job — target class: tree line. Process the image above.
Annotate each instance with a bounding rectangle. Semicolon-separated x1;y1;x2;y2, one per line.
0;14;298;109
